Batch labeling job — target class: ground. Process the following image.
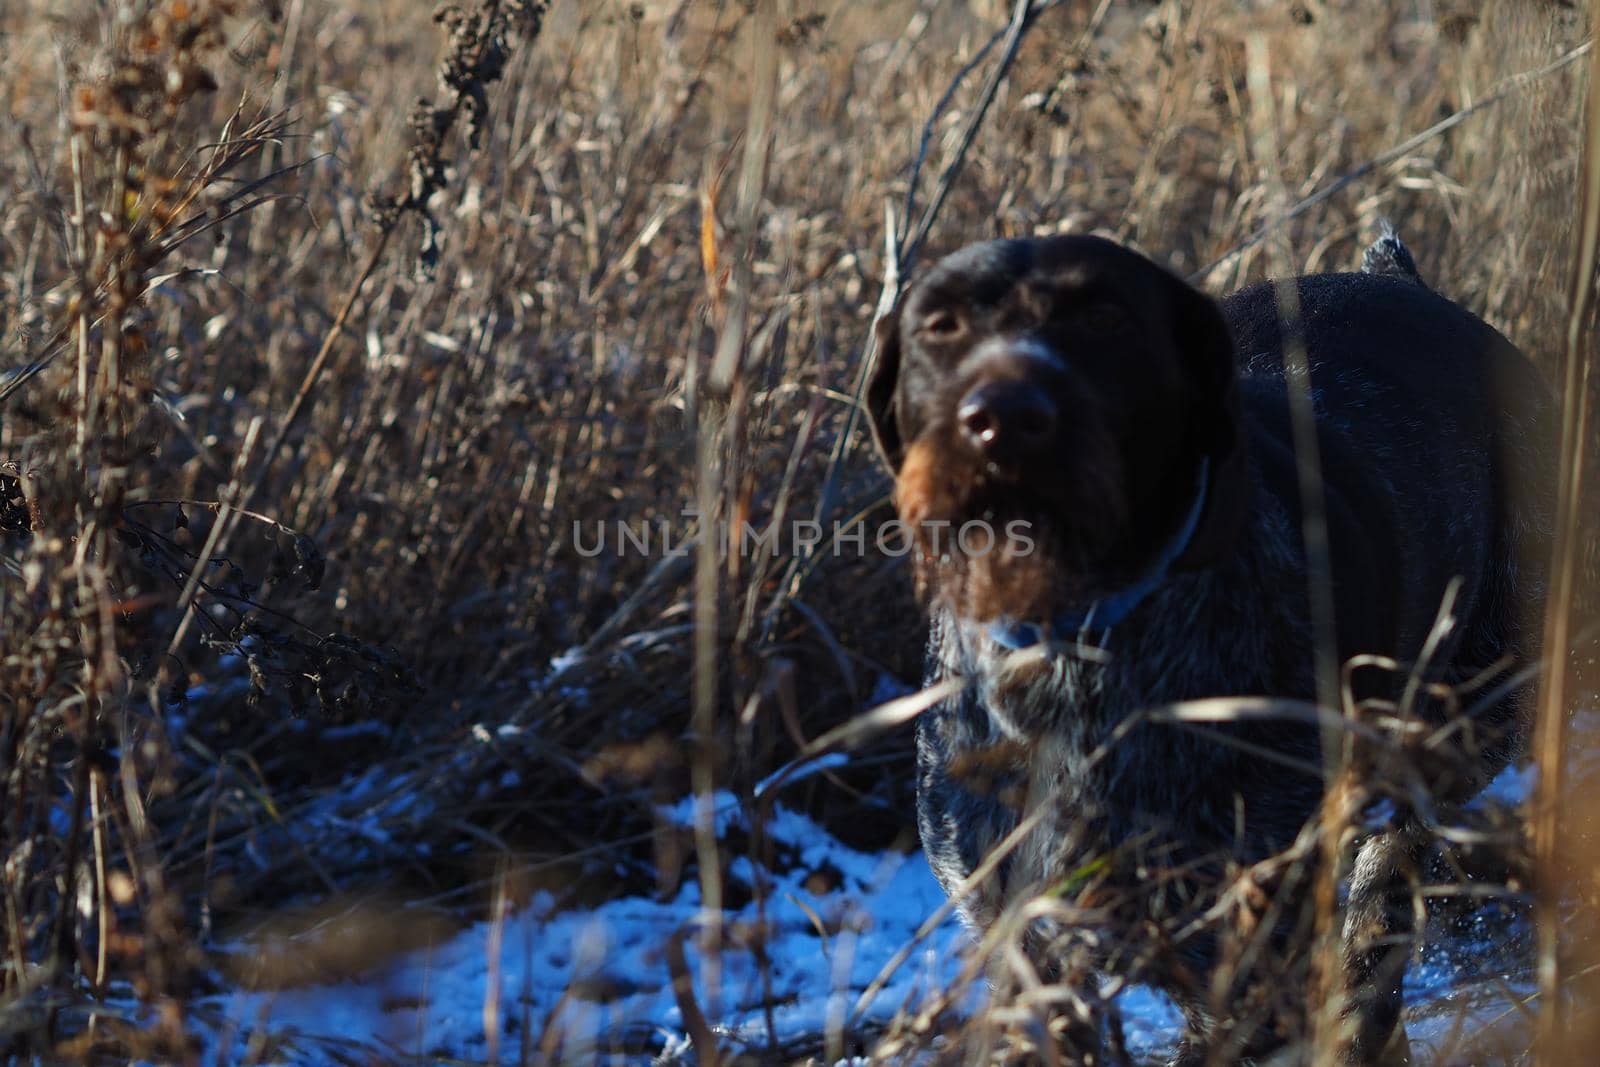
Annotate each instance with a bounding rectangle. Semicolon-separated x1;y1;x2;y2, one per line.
187;746;1544;1066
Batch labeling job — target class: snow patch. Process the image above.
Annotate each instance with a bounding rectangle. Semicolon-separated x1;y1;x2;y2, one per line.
195;763;1542;1064
204;794;974;1063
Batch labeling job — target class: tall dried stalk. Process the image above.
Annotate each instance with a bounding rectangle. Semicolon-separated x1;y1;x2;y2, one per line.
1532;1;1600;1059
1;2;276;1056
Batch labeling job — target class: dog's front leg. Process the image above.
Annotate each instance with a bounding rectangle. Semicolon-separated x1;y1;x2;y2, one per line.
1339;825;1425;1065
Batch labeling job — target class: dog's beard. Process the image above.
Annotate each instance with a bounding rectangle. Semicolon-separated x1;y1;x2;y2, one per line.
894;432;1128;624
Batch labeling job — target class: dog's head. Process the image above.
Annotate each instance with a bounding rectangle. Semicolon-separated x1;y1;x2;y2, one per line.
866;235;1244;624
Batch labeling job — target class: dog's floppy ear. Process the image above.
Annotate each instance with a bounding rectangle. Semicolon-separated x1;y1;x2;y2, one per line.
864;300;905;469
1166;276;1248;568
1168;279;1238;461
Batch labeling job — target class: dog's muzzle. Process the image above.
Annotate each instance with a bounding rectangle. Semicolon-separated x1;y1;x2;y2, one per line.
986;458;1211;650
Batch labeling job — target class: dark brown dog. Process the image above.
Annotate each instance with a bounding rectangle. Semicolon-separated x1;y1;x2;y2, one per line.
865;233;1552;1064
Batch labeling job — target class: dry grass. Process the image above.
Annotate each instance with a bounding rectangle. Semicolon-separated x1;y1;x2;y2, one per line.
1;0;1597;1062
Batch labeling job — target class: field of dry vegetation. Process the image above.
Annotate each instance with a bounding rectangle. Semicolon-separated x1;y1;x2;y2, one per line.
3;0;1599;1063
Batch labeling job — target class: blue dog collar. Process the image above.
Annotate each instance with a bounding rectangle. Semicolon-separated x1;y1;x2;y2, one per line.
986;459;1211;650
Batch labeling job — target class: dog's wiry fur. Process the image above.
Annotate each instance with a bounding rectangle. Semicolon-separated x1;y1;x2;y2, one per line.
866;234;1553;1065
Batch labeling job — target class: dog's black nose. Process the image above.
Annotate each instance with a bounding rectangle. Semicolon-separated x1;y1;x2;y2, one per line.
957;382;1057;459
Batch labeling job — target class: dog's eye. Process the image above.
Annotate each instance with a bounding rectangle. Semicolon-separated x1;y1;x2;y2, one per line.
920;311;965;338
1073;301;1129;333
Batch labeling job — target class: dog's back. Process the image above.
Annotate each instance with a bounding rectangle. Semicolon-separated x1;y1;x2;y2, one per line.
1224;274;1554;791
